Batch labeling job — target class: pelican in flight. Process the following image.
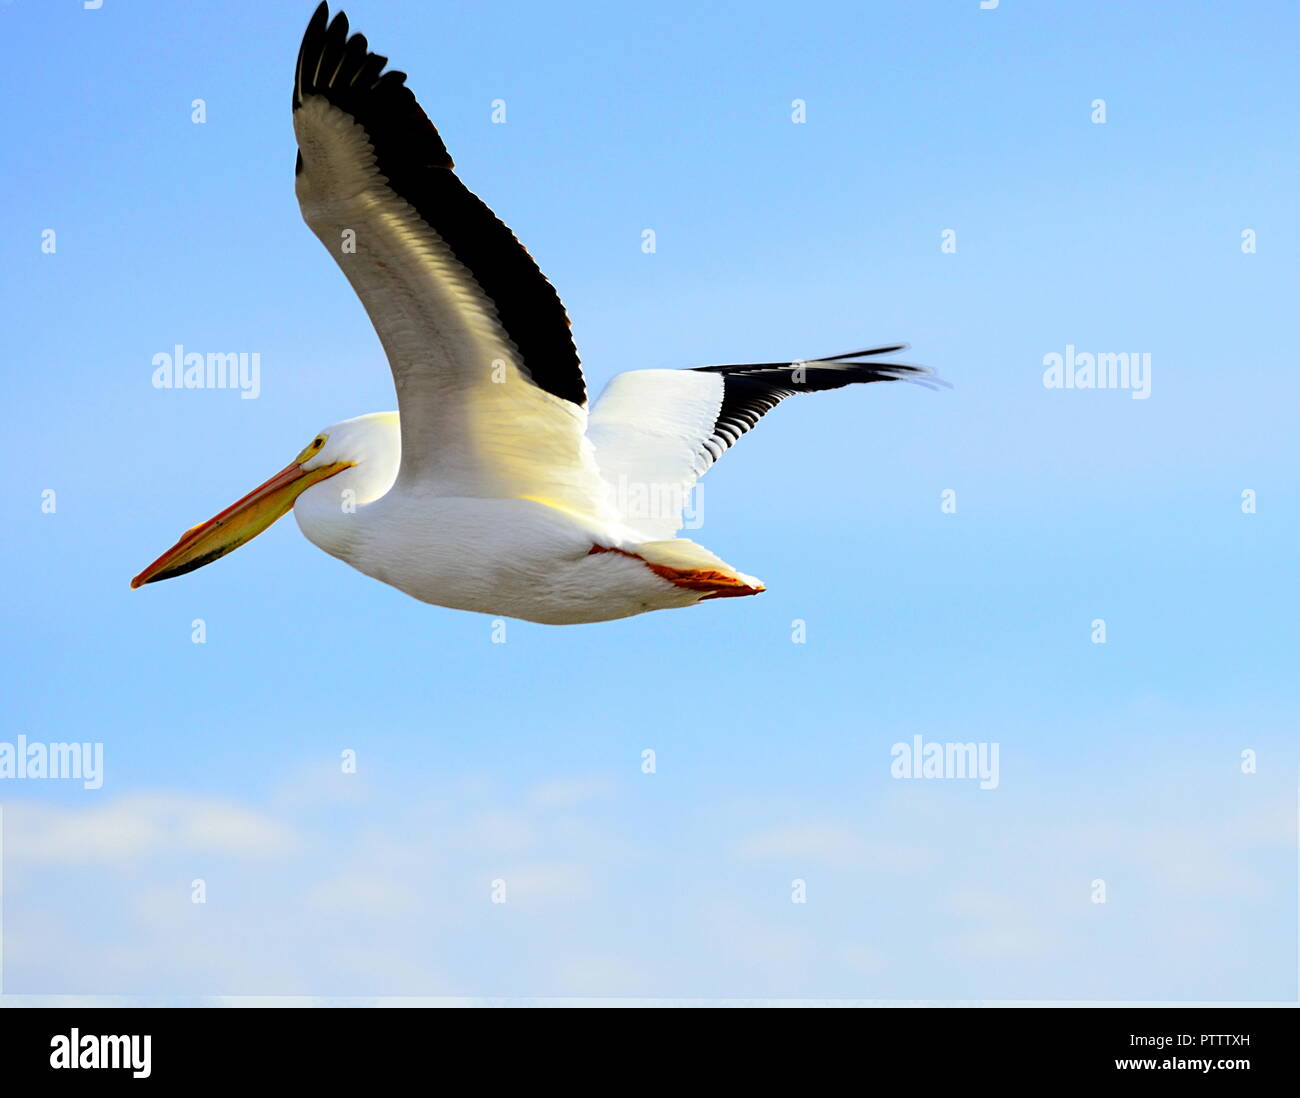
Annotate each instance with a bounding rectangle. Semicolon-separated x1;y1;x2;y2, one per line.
132;3;943;625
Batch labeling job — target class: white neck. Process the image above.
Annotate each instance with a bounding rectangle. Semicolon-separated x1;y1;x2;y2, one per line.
293;412;401;564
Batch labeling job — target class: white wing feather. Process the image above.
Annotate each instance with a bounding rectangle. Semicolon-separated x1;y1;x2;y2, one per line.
586;370;724;540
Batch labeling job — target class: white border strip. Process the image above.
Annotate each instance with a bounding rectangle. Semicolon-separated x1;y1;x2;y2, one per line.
0;996;1294;1009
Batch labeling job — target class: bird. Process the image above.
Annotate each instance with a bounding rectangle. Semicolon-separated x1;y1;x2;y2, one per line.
131;3;944;625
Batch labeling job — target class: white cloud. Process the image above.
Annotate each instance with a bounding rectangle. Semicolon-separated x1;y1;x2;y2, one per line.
462;813;535;853
840;945;888;974
528;776;615;808
701;902;815;984
5;793;298;864
494;862;593;905
307;873;424;916
737;823;934;872
937;889;1054;960
548;954;651;994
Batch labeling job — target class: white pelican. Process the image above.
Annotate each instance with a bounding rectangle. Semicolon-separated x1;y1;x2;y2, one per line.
132;3;944;625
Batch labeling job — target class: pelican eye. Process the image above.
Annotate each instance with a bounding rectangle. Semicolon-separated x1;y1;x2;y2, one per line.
294;433;329;464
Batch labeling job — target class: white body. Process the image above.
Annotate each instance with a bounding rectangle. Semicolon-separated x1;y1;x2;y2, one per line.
299;489;706;624
291;412;760;625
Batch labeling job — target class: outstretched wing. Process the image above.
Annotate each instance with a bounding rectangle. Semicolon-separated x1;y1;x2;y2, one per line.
587;346;942;539
293;4;606;515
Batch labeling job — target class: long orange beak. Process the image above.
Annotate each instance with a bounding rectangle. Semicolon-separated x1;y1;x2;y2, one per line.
131;459;350;589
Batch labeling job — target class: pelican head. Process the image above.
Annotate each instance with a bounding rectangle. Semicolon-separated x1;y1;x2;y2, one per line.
131;412;399;589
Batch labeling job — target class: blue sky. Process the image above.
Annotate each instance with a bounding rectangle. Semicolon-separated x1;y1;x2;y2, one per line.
1;0;1296;1000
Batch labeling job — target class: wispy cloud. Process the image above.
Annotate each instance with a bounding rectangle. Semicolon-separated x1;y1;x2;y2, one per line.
737;823;935;872
6;793;299;863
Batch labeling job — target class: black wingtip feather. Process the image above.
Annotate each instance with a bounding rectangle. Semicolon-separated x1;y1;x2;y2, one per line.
690;347;947;464
291;2;588;407
823;343;910;360
294;4;330;110
694;347;947;390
